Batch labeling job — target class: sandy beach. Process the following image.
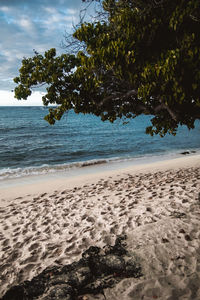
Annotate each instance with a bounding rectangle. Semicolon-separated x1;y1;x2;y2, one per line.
0;154;200;299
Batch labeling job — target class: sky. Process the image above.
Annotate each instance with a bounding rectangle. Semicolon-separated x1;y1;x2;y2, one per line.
0;0;96;106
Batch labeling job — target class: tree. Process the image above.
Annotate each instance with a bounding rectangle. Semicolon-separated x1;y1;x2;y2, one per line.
14;0;200;136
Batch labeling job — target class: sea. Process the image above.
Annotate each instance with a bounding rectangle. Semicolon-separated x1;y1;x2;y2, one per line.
0;106;200;181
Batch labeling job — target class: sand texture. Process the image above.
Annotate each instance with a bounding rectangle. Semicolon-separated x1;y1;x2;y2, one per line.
0;159;200;299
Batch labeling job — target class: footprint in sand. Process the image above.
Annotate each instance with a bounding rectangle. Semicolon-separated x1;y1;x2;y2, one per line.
7;249;22;263
110;224;119;234
65;243;75;253
28;242;40;251
86;216;95;223
23;263;36;273
2;239;10;247
3;225;9;230
20;255;38;265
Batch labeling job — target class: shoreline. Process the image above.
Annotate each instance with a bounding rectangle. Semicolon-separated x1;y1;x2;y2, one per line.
0;153;199;203
0;148;199;181
0;154;200;299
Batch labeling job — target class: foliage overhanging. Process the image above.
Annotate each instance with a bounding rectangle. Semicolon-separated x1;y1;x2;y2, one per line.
14;0;200;136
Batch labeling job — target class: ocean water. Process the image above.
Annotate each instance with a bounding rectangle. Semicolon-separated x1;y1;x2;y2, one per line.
0;106;200;180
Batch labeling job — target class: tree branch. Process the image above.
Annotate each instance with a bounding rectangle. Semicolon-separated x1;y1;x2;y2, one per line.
98;89;181;121
189;14;200;22
154;102;178;121
99;89;138;106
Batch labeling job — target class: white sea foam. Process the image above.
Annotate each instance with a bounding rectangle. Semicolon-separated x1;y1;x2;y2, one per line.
0;159;111;180
0;155;148;180
0;149;199;181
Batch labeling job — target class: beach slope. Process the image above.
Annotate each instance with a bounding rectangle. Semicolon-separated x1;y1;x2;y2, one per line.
0;155;200;299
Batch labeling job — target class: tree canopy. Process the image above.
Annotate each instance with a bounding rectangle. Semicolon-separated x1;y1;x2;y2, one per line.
14;0;200;136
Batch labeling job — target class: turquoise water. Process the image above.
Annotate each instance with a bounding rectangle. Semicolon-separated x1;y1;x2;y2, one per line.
0;106;199;179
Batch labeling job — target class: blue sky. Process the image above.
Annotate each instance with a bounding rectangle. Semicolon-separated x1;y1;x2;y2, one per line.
0;0;96;105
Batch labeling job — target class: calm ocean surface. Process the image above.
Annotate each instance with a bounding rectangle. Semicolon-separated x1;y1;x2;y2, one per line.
0;106;200;180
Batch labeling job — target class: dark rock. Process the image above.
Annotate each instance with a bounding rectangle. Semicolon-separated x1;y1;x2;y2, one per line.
100;254;125;274
0;286;25;300
107;235;127;256
180;150;196;155
1;235;142;300
44;285;73;300
125;256;142;277
180;151;190;155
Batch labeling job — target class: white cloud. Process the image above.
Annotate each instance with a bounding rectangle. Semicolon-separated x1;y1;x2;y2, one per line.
0;6;10;13
42;6;79;33
0;90;44;106
17;18;35;33
0;0;95;93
